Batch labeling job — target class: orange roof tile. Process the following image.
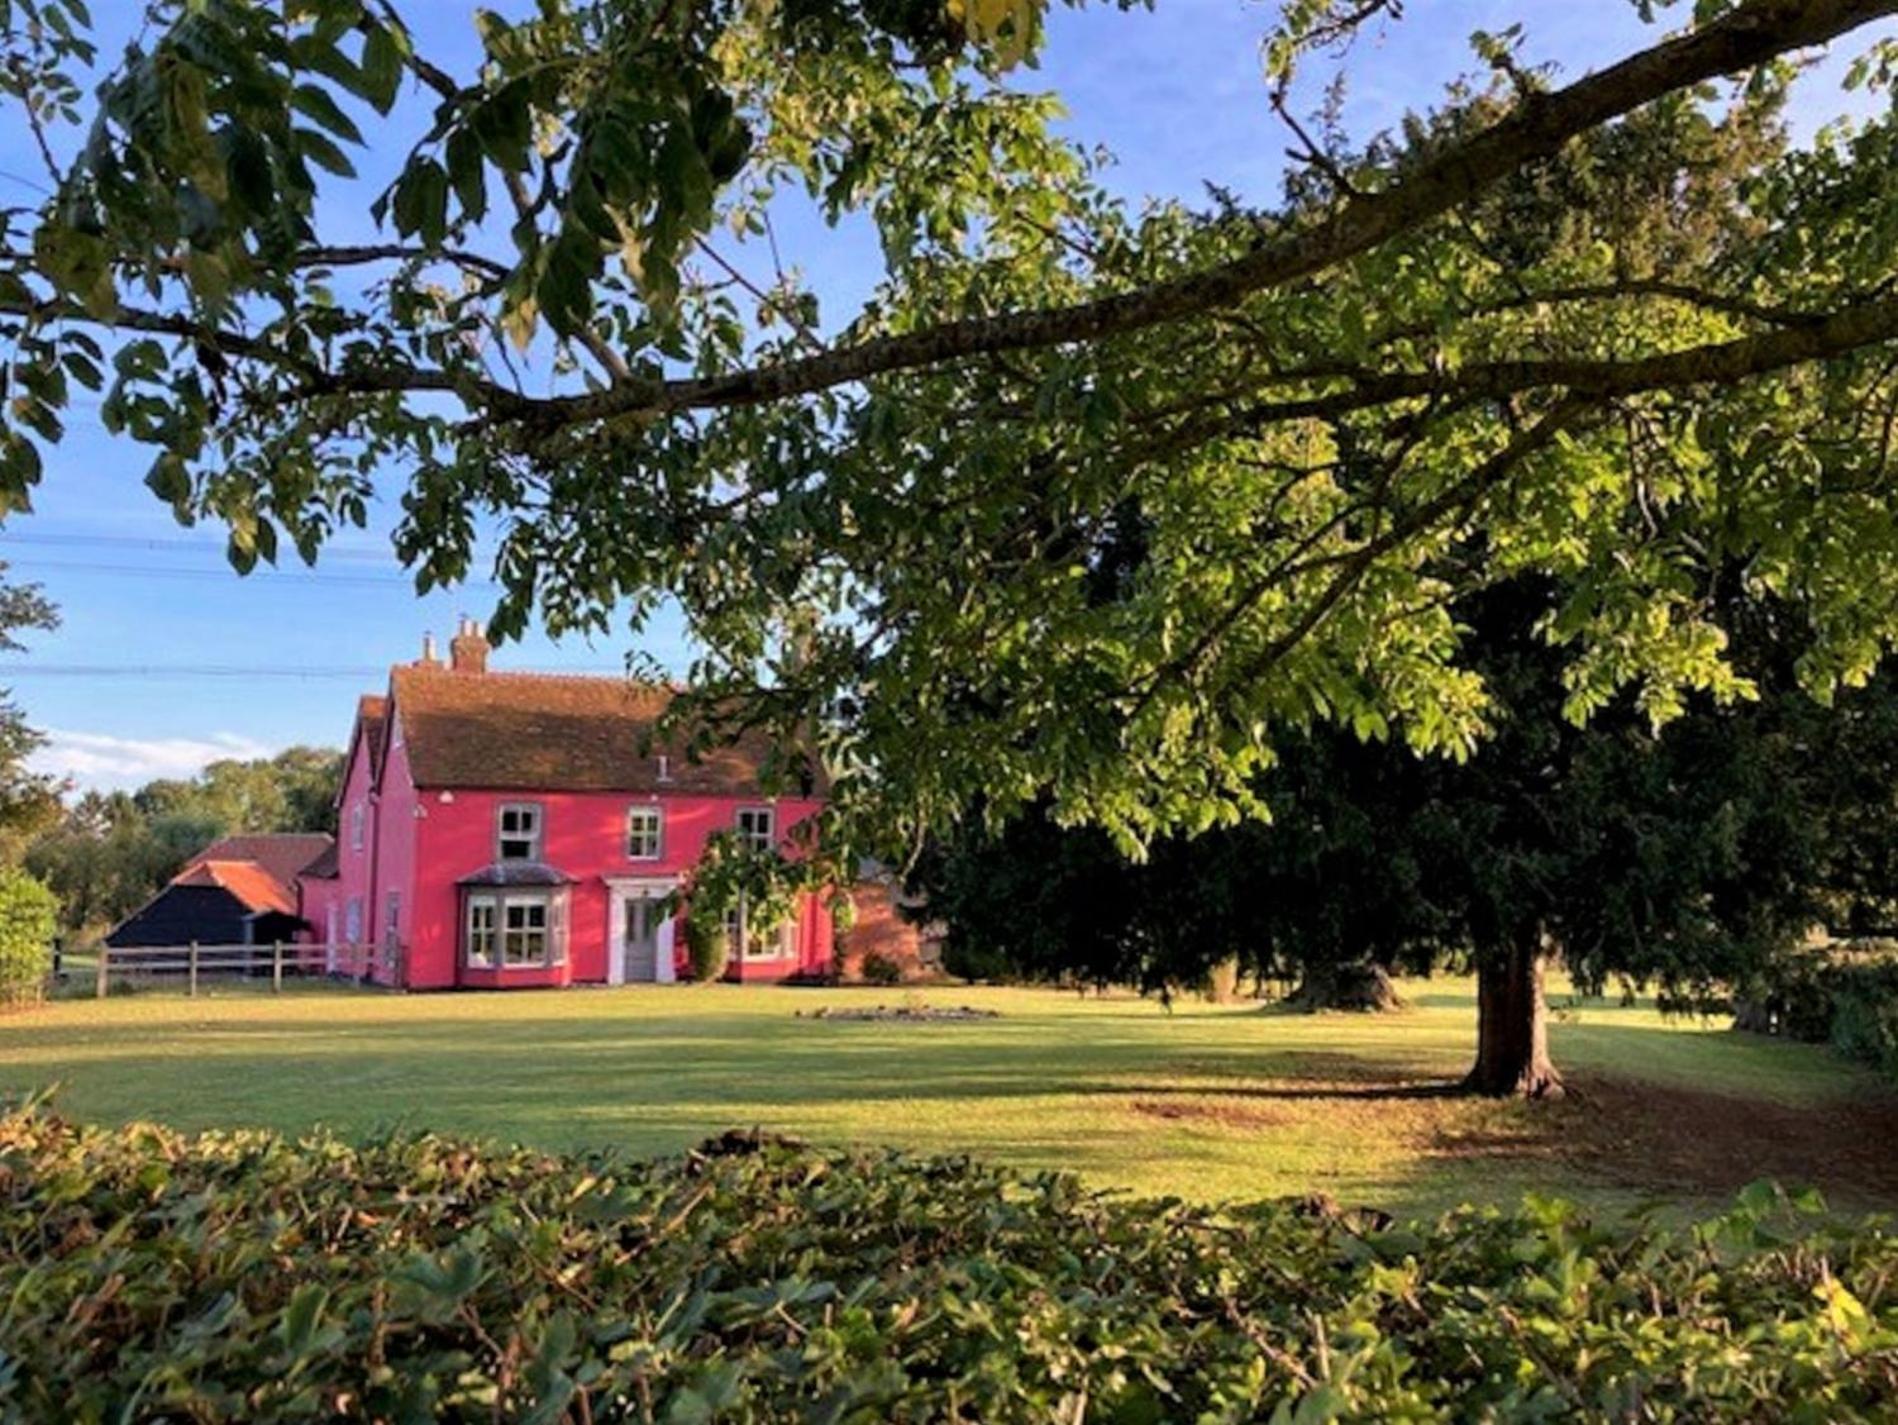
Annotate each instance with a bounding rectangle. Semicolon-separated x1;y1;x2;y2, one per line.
169;859;298;916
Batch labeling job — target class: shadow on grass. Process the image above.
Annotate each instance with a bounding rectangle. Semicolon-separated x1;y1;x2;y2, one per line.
6;992;1895;1218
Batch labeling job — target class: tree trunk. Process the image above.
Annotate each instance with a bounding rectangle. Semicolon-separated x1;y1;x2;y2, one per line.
1286;960;1404;1012
1466;934;1564;1099
1202;955;1242;1004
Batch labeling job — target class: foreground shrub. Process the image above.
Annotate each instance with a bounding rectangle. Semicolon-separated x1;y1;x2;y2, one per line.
0;870;57;1008
857;948;904;985
2;1104;1896;1423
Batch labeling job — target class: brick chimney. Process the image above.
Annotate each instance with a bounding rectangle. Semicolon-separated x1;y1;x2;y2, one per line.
449;616;489;674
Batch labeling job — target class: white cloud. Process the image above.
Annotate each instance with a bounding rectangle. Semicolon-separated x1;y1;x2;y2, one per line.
31;729;277;792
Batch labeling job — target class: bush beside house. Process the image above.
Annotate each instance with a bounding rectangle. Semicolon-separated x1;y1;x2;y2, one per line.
0;869;57;1007
684;906;730;983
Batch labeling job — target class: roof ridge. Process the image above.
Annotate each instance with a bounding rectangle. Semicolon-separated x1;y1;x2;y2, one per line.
203;832;334;841
393;665;683;689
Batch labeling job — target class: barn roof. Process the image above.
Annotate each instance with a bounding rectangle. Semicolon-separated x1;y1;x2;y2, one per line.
184;834;334;889
168;859;298;916
299;841;339;880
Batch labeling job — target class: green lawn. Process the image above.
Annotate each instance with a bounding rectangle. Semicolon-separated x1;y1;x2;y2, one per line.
3;979;1893;1218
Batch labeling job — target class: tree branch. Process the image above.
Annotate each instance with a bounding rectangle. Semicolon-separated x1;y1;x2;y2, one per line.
1232;400;1587;687
521;0;1894;424
1151;293;1898;449
297;244;511;283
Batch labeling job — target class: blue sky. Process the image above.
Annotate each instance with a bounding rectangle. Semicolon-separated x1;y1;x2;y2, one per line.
0;1;1883;790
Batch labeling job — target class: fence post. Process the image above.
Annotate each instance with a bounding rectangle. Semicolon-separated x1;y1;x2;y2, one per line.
272;941;284;994
188;941;199;998
95;946;108;999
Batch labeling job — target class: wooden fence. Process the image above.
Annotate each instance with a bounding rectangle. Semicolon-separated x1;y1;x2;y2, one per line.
82;941;403;997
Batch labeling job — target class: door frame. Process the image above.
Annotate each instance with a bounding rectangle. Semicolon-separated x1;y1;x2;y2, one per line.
604;877;680;985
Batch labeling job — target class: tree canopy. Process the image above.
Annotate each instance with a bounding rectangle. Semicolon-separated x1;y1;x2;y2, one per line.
917;579;1898;1094
4;0;1898;869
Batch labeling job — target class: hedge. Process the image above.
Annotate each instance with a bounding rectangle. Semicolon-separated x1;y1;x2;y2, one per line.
1;1103;1895;1422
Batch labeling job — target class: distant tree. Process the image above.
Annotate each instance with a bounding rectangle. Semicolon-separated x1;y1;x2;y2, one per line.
25;747;342;939
134;747;340;836
0;559;59;862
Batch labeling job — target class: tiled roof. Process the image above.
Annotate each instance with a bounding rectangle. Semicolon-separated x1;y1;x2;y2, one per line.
185;834;335;888
457;861;576;887
357;695;389;779
169;859;298;916
299;842;339;879
388;665;804;796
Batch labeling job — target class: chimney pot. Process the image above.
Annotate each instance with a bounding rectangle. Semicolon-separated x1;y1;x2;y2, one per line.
420;631;439;665
449;619;490;674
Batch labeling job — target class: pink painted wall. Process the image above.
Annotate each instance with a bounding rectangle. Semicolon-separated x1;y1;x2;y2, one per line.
403;787;831;990
296;873;338;966
371;726;420;986
336;723;378;960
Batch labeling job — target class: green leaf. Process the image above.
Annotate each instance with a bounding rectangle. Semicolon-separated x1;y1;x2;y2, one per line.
390;157;449;243
445;126;488;226
293;126;357;179
290;82;364;145
359;22;404;114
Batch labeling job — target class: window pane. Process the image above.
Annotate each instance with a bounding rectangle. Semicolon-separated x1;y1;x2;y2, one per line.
627;807;661;859
466;898;496;968
498;804;542;860
498;896;551;965
737;808;774;852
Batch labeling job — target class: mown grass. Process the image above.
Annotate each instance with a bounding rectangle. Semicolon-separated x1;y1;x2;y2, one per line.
2;977;1892;1218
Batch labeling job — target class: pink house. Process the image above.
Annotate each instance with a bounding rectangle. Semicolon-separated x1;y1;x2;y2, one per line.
298;623;834;989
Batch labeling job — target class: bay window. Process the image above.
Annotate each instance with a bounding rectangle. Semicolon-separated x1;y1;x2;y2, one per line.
463;889;567;969
466;898;497;968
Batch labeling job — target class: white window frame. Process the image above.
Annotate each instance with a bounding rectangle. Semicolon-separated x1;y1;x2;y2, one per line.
349;801;365;850
464;889;567;969
496;802;543;862
344;897;363;944
725;893;797;961
626;805;664;861
735;806;775;854
466;897;496;968
656;753;672;783
384;891;401;946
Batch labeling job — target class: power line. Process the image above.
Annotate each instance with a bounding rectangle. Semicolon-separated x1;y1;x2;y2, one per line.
5;664;392;679
2;663;632;680
2;530;413;565
0;556;500;590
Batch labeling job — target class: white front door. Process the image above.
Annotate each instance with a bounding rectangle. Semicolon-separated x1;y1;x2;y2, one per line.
607;881;678;985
